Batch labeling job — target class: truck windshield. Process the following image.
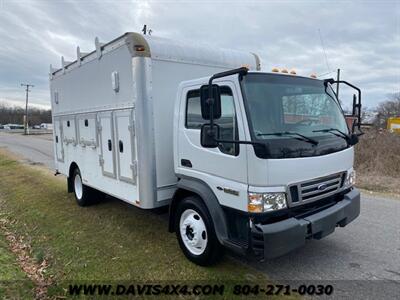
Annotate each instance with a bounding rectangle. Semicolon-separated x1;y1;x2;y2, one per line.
241;73;349;158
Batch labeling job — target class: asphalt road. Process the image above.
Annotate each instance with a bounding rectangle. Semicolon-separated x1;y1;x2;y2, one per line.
0;131;399;298
0;131;54;169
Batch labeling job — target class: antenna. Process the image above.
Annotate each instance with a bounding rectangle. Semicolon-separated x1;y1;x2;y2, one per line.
142;25;152;35
318;29;331;73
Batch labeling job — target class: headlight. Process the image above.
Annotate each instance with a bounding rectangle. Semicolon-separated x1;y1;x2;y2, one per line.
345;170;356;187
248;192;287;213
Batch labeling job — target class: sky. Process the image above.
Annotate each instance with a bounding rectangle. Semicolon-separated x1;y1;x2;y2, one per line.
0;0;399;110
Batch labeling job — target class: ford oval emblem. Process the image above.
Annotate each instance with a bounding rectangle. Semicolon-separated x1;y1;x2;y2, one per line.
317;183;328;191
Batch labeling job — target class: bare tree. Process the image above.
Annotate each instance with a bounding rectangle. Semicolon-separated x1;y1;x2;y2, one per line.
374;93;400;128
0;104;51;125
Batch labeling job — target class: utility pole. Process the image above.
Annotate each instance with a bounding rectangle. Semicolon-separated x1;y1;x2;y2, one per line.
21;83;34;135
336;68;340;98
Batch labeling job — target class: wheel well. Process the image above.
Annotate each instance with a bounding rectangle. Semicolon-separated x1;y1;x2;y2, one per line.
168;188;199;233
67;162;79;193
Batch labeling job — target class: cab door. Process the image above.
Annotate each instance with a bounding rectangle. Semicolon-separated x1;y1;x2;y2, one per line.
177;81;248;211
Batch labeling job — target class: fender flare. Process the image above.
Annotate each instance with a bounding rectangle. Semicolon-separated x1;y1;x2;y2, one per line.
169;177;229;244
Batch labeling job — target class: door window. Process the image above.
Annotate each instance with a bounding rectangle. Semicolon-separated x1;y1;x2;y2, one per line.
185;86;239;156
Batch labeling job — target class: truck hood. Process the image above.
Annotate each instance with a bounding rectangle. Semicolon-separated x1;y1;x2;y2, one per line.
247;147;354;187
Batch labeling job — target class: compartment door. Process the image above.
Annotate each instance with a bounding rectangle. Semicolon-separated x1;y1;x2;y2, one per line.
114;109;137;184
54;118;64;162
98;111;116;178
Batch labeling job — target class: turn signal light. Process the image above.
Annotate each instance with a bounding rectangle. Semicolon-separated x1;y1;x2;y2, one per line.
272;67;280;72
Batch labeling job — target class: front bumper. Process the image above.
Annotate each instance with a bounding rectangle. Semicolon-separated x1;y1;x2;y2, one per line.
251;188;360;259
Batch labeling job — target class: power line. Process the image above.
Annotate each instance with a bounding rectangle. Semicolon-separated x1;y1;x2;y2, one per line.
318;28;331;74
318;70;336;77
20;83;34;135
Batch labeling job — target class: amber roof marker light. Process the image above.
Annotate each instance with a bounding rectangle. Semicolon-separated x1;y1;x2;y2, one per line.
134;45;146;51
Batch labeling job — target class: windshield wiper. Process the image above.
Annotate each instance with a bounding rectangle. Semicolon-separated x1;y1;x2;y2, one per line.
313;128;350;142
257;131;319;145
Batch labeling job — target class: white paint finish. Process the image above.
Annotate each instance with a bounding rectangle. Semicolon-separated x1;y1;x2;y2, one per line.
62;116;77;145
51;45;134;116
77;113;97;148
247;146;354;187
50;32;260;209
53;118;64;163
98;111;116;178
114;109;136;184
151;60;246;193
144;35;259;70
131;57;157;207
175;81;249;211
248;185;286;193
157;186;176;203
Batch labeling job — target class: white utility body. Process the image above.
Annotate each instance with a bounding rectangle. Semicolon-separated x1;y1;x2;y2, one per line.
50;32;360;265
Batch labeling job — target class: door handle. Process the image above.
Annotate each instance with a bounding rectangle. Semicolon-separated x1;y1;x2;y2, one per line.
108;139;112;151
119;140;124;153
181;159;192;168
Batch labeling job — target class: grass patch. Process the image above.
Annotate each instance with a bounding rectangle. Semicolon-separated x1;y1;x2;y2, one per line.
0;153;283;298
355;131;400;195
0;233;34;298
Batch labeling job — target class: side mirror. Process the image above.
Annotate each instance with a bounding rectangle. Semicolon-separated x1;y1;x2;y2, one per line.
200;84;221;120
348;133;359;146
200;124;220;148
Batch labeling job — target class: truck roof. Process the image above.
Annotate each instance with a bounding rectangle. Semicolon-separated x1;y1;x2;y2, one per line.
50;32;261;79
180;71;322;87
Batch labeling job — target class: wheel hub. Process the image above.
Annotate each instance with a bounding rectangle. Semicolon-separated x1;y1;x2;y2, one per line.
74;173;83;200
185;226;195;240
179;209;208;255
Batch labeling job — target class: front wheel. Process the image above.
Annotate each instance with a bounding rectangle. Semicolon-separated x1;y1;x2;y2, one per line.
175;196;223;266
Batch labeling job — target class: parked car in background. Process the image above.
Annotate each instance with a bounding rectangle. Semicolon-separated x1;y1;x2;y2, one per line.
3;124;24;130
40;123;53;130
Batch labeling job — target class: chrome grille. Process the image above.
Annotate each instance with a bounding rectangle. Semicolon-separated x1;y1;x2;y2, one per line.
289;172;345;205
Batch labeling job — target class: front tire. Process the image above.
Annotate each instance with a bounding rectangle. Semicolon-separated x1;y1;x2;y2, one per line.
175;196;223;266
72;168;101;206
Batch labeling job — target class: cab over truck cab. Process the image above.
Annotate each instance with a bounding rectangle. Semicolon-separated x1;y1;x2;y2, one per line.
50;32;360;266
171;68;361;265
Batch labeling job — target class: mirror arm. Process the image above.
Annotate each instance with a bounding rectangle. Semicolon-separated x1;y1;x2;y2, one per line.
206;67;249;137
325;79;363;133
208;67;249;86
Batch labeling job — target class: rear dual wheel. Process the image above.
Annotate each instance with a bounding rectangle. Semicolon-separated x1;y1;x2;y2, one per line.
72;168;104;206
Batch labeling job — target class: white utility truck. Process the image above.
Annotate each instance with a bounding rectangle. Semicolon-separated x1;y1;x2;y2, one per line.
50;32;361;265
